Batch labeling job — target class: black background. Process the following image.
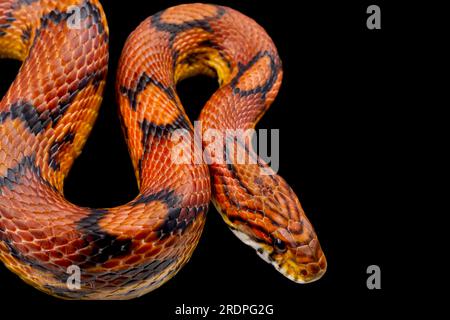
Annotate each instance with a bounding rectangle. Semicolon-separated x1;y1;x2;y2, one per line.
0;0;411;318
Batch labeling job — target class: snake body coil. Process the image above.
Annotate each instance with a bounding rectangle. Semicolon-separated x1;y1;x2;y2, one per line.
0;0;326;299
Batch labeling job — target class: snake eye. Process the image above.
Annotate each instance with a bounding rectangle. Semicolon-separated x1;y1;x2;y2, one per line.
273;238;287;253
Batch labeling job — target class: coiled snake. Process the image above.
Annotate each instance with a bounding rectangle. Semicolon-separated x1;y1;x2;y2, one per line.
0;0;326;299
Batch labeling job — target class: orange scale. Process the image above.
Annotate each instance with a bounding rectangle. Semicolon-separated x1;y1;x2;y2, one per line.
144;246;162;258
17;230;34;242
29;229;47;240
12;220;29;231
58;246;77;257
55;78;68;92
69;238;87;249
64;62;76;76
32;252;49;262
134;243;153;255
49;250;63;259
50;242;70;255
124;255;142;265
53;258;73;268
287;220;303;233
66;254;87;263
7;231;22;243
252;228;270;243
72;46;83;59
76;57;87;71
80;30;90;44
102;259;121;269
162;236;177;248
76;246;93;257
162;4;219;24
25;219;44;230
86;51;95;66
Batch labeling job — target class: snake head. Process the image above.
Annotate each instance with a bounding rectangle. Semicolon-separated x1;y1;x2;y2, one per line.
257;225;326;284
231;214;327;284
219;167;327;284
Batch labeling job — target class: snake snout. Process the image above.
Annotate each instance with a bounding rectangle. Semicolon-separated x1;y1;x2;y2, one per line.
273;237;327;284
297;238;327;283
298;248;327;283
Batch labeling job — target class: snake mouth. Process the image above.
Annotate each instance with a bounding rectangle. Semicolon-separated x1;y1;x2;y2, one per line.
275;254;327;284
255;246;327;284
231;228;327;283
